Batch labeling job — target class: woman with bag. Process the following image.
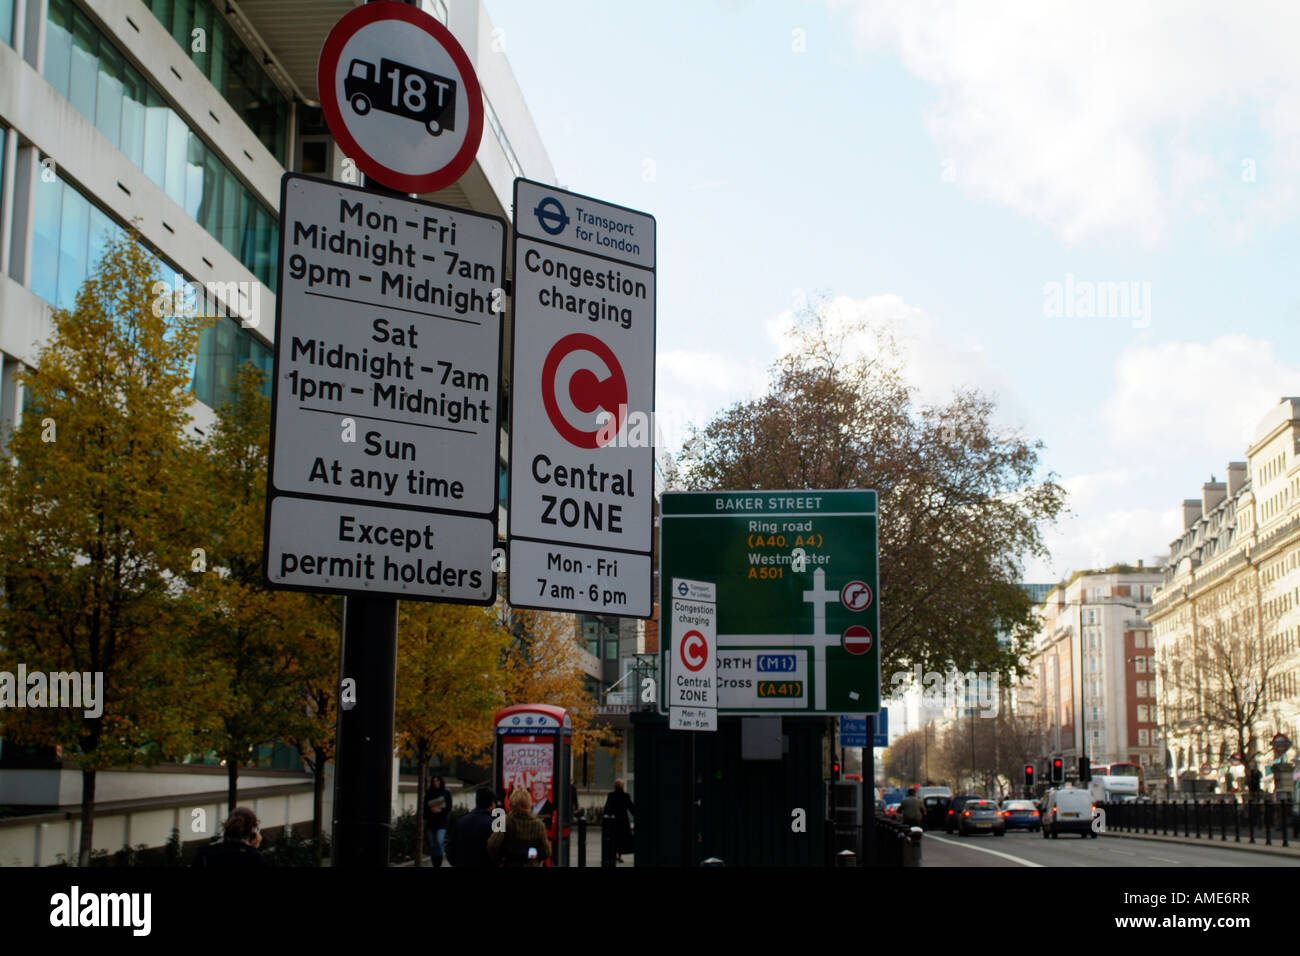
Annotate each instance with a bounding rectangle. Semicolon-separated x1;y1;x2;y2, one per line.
487;787;551;867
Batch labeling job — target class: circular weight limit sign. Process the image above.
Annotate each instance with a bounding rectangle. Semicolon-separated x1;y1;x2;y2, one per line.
840;580;873;612
680;631;708;673
318;1;484;193
541;333;628;449
841;625;873;656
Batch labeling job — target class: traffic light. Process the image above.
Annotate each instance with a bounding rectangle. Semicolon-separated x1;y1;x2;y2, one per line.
831;760;841;783
1024;764;1035;787
1079;756;1091;782
1051;757;1064;783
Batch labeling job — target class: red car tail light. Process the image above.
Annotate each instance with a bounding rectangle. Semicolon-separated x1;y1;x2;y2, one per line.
963;810;971;816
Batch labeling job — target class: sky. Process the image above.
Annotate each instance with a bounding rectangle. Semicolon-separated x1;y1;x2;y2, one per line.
484;0;1300;582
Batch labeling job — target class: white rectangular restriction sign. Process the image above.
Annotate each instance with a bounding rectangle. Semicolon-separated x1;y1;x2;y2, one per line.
507;179;655;617
264;174;505;603
266;496;494;602
509;539;652;617
669;578;717;732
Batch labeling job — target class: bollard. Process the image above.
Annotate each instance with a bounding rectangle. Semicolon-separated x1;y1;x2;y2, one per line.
577;815;587;867
700;857;725;867
602;813;616;867
901;826;923;867
836;849;856;867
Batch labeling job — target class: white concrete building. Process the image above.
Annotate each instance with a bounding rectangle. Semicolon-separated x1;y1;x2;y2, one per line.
0;0;558;861
1028;566;1164;780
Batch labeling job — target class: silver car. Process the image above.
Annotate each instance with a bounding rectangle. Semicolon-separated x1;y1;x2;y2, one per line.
958;799;1006;836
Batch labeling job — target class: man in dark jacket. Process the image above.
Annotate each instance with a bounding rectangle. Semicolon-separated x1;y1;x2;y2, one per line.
445;787;497;868
898;786;925;827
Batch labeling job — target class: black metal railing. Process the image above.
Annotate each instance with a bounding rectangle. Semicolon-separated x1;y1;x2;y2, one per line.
1098;799;1297;847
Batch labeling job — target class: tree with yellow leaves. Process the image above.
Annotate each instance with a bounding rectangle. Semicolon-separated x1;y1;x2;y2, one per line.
395;600;512;865
0;234;216;866
190;362;340;819
502;608;600;756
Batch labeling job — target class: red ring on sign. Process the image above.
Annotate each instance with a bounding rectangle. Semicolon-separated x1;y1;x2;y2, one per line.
317;2;484;194
680;631;708;672
541;333;628;449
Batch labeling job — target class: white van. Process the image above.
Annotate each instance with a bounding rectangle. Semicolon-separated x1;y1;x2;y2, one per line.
1041;787;1096;838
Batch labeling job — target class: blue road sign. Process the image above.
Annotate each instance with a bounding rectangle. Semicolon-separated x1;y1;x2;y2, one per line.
840;708;888;748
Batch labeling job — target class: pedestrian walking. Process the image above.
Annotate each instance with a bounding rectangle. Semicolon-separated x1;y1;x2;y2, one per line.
602;778;634;863
195;807;265;868
899;786;924;827
487;787;551;867
445;787;497;869
425;774;453;867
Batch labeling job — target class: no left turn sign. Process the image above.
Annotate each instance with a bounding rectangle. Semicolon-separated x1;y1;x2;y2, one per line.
318;2;484;193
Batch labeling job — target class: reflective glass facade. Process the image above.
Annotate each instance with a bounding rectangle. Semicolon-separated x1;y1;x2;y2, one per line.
31;171;271;410
141;0;290;164
1;0;13;47
44;0;278;291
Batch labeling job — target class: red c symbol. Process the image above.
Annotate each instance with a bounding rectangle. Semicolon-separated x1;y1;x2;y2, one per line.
541;333;628;449
680;630;708;672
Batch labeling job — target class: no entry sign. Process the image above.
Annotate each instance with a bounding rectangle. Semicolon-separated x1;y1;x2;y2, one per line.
317;2;483;194
507;179;655;617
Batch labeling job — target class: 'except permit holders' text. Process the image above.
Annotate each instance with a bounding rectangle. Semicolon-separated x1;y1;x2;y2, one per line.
276;514;484;591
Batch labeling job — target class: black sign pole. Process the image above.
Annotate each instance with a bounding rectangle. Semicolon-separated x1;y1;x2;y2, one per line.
863;714;875;864
329;0;415;870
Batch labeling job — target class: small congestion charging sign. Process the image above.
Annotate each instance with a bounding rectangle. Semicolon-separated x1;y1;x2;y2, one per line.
507;179;655;617
669;579;718;732
317;2;484;194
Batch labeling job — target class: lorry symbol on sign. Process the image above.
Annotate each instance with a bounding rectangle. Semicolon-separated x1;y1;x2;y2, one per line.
344;57;457;136
534;197;569;235
541;333;628;449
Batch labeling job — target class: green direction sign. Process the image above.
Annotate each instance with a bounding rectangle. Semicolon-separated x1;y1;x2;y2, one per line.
659;490;880;716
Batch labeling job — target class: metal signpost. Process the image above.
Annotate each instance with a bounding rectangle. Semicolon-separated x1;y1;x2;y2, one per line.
659;490;881;716
265;0;488;867
506;179;655;618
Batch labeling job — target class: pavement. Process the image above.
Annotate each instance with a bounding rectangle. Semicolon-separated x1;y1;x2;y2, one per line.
405;823;633;867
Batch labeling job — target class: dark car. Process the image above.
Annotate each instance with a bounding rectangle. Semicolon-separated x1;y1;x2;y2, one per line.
999;799;1041;831
944;795;983;833
958;799;1006;836
922;795;950;830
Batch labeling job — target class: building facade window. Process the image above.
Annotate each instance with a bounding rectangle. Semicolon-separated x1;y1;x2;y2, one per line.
1138;729;1150;746
1;0;13;47
140;0;290;163
44;0;278;290
31;170;270;409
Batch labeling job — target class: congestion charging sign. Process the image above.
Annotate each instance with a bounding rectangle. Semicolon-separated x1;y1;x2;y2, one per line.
317;2;484;194
507;179;655;618
659;490;881;715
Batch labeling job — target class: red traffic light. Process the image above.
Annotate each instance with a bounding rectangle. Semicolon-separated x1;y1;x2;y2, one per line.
1052;758;1062;769
1025;764;1034;775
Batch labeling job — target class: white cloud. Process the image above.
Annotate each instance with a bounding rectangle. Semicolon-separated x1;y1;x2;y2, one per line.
839;0;1300;242
767;293;1026;417
1027;506;1182;581
1101;335;1300;456
654;348;769;453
